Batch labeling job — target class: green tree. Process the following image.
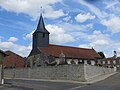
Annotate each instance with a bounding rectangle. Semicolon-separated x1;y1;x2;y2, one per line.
98;52;105;59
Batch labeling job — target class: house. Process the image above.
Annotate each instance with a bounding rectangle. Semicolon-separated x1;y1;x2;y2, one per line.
100;57;120;68
3;51;25;68
97;51;120;70
27;14;101;67
0;50;8;65
0;49;8;84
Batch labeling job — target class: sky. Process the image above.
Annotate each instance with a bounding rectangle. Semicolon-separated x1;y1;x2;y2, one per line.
0;0;120;58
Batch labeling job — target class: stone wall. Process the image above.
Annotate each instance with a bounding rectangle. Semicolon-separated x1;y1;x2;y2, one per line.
84;64;115;80
4;64;115;82
4;65;85;81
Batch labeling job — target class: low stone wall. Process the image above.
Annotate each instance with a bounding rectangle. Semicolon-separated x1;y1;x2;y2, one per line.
4;64;115;82
84;64;115;80
4;65;85;81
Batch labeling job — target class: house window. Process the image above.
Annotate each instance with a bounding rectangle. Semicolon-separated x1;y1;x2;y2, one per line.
43;33;45;38
71;60;75;64
80;60;82;62
91;61;95;65
113;60;116;64
108;61;110;64
78;60;83;64
67;59;72;64
56;58;60;65
74;59;78;64
84;60;87;64
103;61;105;64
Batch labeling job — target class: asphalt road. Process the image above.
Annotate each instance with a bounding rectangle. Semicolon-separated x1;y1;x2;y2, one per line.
79;72;120;90
0;72;120;90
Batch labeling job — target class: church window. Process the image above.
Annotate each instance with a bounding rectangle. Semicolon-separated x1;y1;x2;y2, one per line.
43;33;45;38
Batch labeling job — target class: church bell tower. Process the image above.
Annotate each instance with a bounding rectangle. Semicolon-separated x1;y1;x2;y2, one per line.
33;14;50;48
29;14;50;56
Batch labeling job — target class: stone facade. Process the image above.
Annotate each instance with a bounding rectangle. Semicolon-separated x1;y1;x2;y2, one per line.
27;54;96;68
4;64;115;82
26;53;52;67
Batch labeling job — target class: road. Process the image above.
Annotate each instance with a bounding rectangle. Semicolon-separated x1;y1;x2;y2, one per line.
0;72;120;90
79;72;120;90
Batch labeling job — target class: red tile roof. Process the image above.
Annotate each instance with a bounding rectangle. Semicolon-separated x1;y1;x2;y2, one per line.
0;49;8;56
105;57;113;61
105;56;120;61
4;51;25;68
117;57;120;59
39;44;101;59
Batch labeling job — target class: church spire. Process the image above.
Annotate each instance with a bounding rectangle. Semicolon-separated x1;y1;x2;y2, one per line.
28;6;50;56
31;13;50;52
35;14;49;34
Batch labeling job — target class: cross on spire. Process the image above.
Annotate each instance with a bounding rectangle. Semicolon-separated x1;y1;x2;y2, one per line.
40;4;45;15
40;6;43;15
33;5;49;34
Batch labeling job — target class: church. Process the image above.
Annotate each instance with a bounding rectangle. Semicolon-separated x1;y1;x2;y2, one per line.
27;14;101;67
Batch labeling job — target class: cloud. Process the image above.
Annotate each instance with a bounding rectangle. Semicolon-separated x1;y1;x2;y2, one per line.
77;0;107;20
8;37;18;42
0;36;3;42
79;44;91;49
101;17;120;34
80;30;110;50
75;13;95;23
23;30;35;40
78;30;120;57
78;30;109;52
46;24;75;44
0;37;31;57
88;30;109;44
63;16;72;22
0;0;65;20
43;5;66;19
57;22;93;32
24;24;75;44
105;1;118;9
104;0;120;9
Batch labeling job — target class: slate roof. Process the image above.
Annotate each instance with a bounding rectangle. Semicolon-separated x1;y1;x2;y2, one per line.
4;51;25;68
38;44;101;60
34;14;50;34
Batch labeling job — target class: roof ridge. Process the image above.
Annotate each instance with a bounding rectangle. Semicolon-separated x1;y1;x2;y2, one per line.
0;49;8;56
49;44;92;50
40;44;101;59
5;50;24;58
